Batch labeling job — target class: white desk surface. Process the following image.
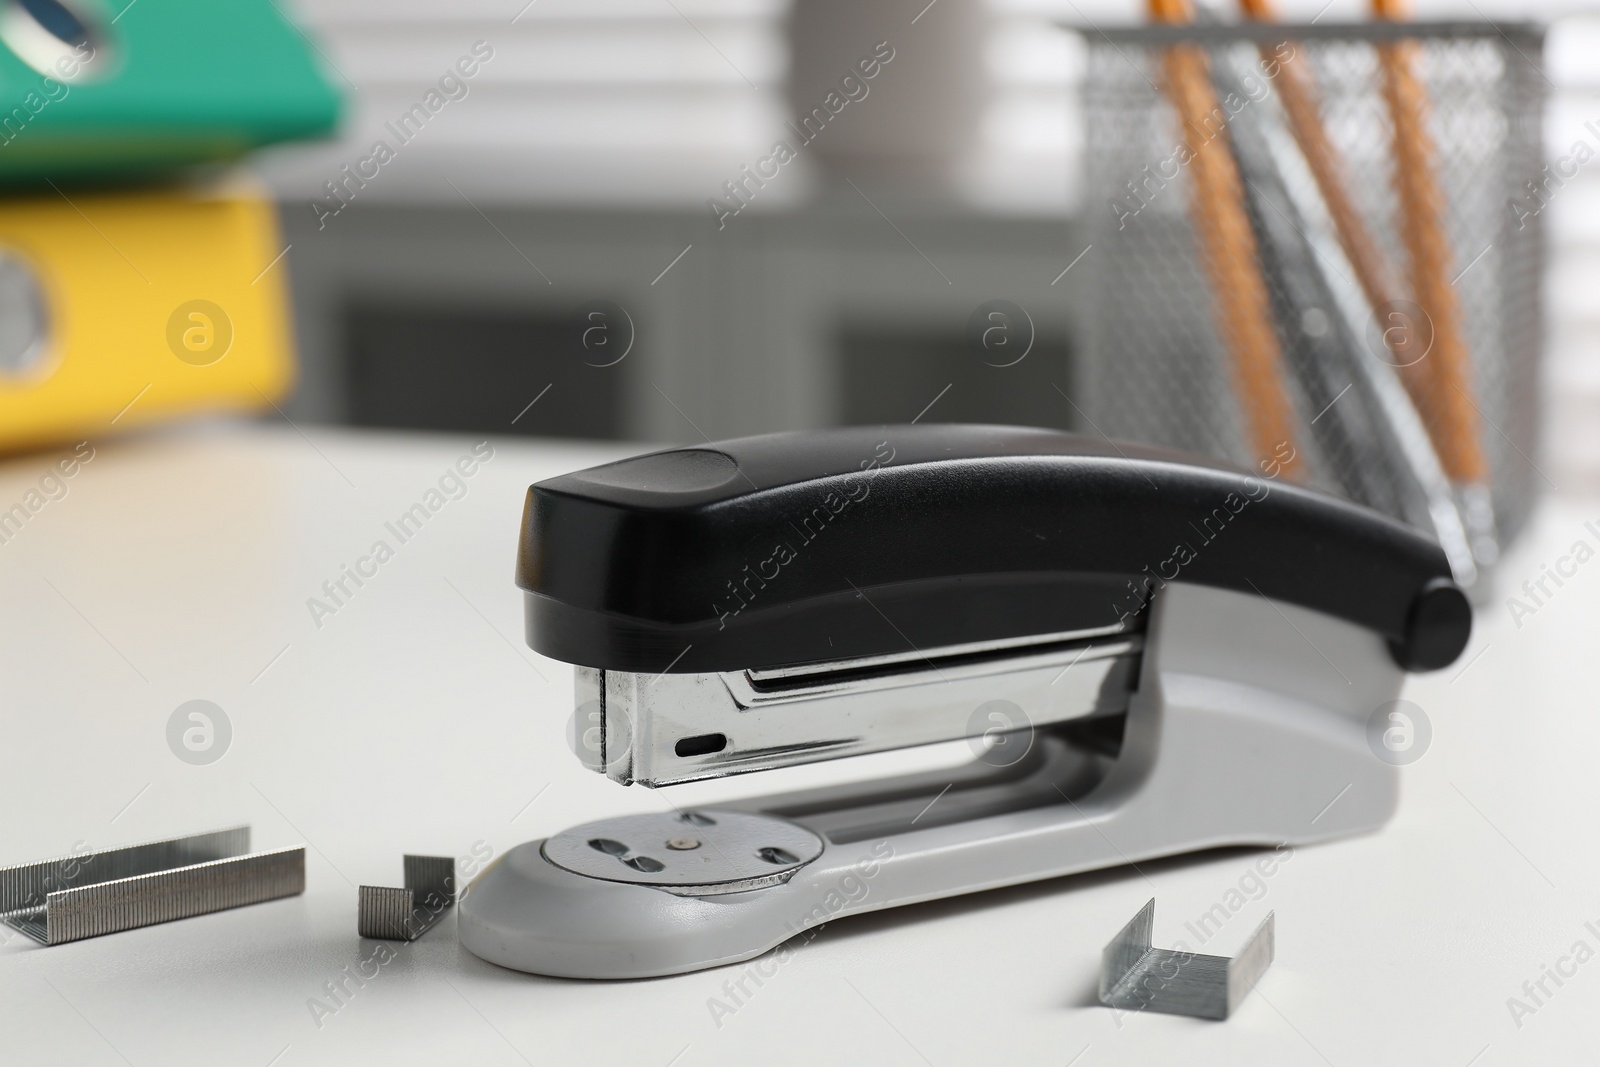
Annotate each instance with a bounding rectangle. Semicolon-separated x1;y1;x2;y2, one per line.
2;424;1596;1066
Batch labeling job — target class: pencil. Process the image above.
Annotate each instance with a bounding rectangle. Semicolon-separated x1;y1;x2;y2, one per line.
1370;0;1488;485
1147;0;1303;478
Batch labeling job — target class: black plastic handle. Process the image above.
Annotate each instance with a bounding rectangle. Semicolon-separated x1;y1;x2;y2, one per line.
517;425;1470;674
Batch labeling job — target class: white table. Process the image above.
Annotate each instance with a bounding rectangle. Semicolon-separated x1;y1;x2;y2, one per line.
2;424;1595;1066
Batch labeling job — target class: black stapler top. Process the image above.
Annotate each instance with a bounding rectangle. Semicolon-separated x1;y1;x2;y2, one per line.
516;424;1470;675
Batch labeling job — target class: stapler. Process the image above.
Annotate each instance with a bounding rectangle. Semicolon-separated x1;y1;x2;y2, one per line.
459;425;1471;979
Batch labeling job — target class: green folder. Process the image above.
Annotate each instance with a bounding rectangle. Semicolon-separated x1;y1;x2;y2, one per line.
0;0;342;184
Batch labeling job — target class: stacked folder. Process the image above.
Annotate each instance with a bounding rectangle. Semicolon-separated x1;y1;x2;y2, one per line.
0;0;341;451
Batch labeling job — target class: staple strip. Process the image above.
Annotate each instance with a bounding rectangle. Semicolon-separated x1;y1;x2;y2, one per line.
357;886;418;940
38;846;305;945
358;855;456;941
401;856;455;909
0;826;250;915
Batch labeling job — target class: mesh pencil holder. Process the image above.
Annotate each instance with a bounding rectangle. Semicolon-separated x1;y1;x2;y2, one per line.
1075;20;1547;577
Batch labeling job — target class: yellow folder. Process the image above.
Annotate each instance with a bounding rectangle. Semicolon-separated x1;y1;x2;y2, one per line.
0;185;295;451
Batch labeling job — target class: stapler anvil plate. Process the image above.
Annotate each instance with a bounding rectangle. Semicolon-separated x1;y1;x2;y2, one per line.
459;425;1471;979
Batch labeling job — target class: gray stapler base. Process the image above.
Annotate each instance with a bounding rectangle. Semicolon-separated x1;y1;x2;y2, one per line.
459;583;1402;979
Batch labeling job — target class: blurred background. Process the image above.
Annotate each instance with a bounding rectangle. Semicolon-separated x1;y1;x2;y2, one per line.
252;0;1598;484
1;0;1597;549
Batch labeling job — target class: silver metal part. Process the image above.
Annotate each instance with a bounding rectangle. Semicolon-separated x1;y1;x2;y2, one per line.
591;625;1142;786
0;827;305;946
1455;481;1501;572
741;622;1128;684
1099;899;1275;1021
574;665;607;774
0;250;50;378
1;826;248;913
357;855;456;941
542;810;823;896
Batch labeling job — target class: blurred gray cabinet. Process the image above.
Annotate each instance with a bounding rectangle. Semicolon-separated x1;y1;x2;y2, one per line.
279;196;1092;443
